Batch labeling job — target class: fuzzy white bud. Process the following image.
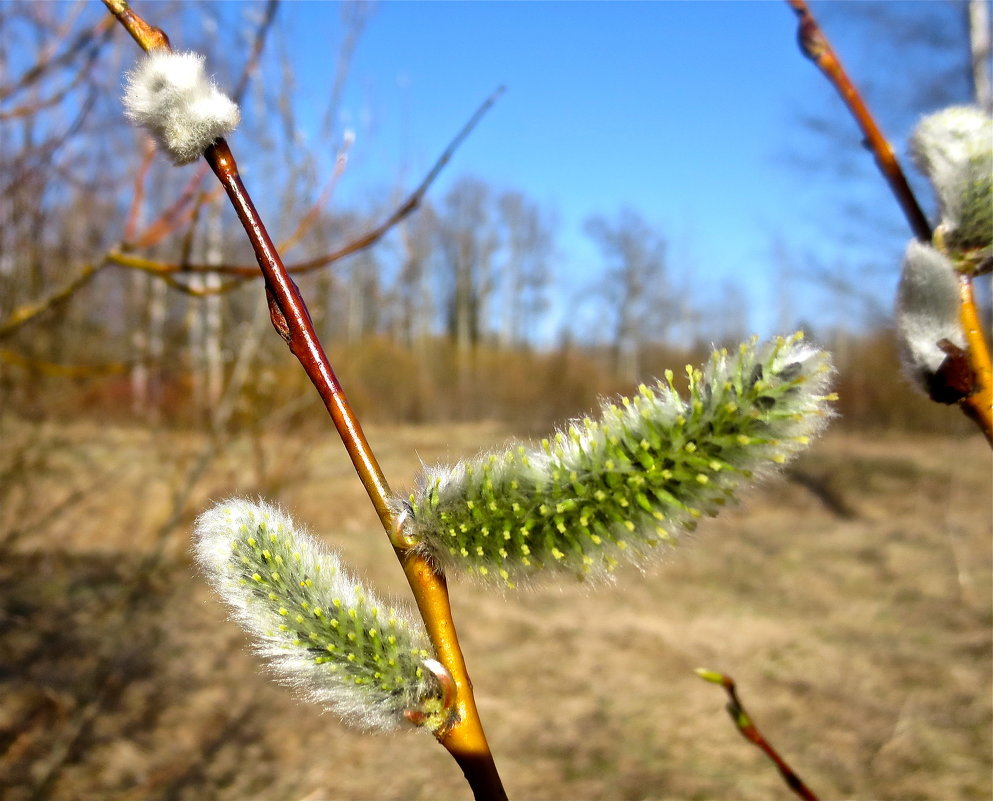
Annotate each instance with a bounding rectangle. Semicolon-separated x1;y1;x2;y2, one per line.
123;51;240;165
910;106;993;256
895;239;967;393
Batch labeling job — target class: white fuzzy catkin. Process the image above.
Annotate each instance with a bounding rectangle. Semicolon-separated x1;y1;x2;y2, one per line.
895;239;967;389
401;334;834;587
123;51;240;165
910;106;993;253
194;499;448;733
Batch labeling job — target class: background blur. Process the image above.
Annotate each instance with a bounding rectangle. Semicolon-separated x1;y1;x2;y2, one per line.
1;2;991;799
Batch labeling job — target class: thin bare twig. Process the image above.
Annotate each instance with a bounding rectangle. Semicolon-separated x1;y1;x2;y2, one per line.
231;0;279;105
101;2;507;798
107;85;505;277
0;14;115;102
0;259;109;340
0;347;130;377
696;669;820;801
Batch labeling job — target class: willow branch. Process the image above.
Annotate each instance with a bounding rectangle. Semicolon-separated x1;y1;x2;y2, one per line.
787;0;992;444
786;0;931;243
102;2;507;798
203;133;507;801
958;278;993;444
696;669;820;801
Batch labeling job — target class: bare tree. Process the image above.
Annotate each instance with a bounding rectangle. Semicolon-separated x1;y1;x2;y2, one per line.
395;202;438;351
495;191;552;348
968;0;992;112
436;177;498;352
584;208;670;382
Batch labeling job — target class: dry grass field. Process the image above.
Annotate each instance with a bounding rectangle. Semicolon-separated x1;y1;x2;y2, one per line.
1;416;990;800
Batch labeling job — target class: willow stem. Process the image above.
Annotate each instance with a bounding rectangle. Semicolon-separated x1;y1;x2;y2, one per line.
958;277;993;444
696;669;820;801
103;2;507;798
786;0;931;242
786;0;993;446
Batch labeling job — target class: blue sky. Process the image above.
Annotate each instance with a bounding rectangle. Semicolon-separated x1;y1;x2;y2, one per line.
226;1;976;343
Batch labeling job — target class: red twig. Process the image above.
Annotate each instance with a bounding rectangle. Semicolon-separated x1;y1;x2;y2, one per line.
696;669;820;801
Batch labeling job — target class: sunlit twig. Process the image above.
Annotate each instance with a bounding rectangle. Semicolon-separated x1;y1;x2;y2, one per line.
101;2;508;798
696;669;820;801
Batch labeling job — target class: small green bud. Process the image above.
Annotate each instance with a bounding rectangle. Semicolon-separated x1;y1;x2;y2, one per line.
399;334;834;586
194;499;451;733
694;668;728;685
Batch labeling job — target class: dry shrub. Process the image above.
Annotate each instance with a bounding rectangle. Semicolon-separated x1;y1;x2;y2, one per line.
1;327;983;436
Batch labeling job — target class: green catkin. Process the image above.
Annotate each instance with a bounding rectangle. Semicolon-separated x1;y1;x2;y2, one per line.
194;499;449;733
399;333;835;587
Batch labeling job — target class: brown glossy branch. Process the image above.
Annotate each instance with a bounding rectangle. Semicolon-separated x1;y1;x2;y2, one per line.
206;137;507;801
696;669;819;801
102;0;169;52
204;140;395;523
105;4;507;797
786;0;932;243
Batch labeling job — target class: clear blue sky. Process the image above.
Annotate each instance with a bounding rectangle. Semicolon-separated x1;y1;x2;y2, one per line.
235;1;971;343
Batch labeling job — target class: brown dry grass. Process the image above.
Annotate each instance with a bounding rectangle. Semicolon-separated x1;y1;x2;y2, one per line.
1;418;990;800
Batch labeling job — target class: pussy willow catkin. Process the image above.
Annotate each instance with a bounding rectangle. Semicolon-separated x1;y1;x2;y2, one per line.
910;105;992;258
399;333;834;587
194;499;451;733
123;51;240;165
